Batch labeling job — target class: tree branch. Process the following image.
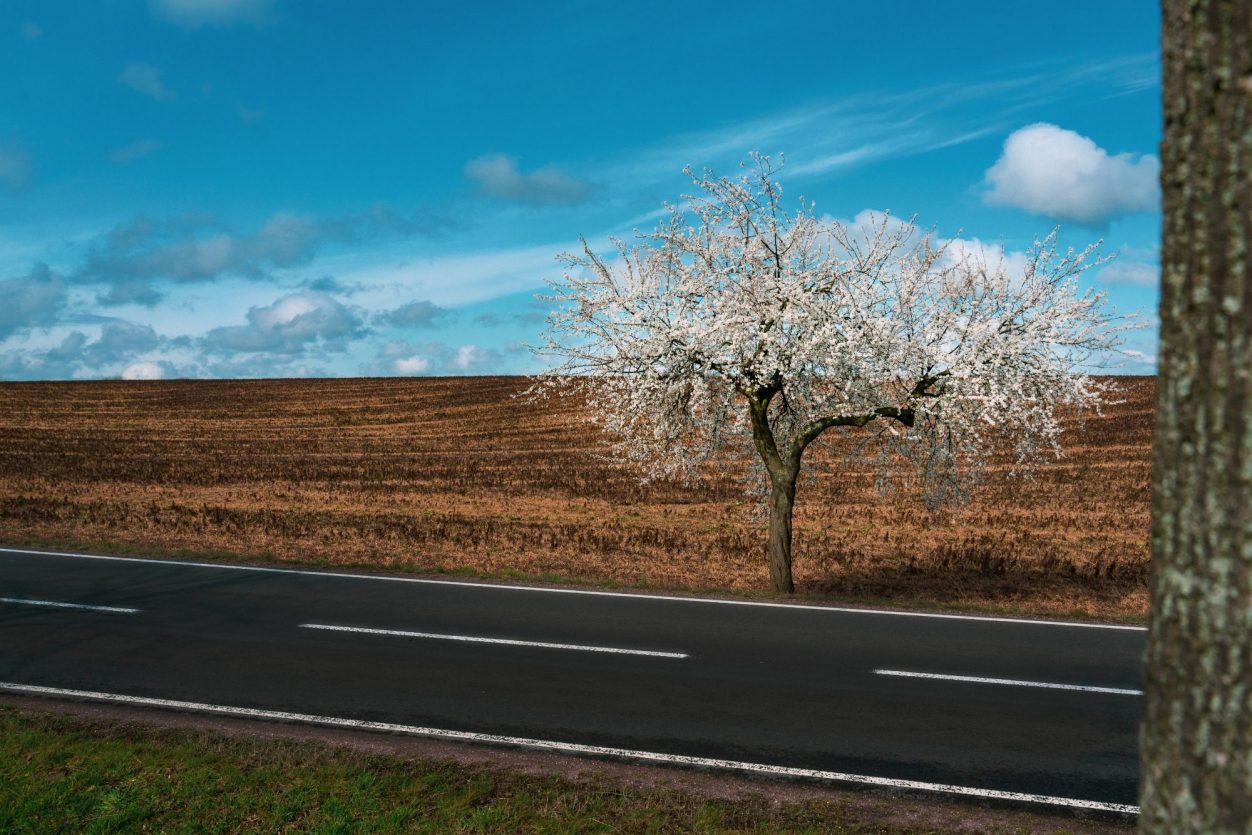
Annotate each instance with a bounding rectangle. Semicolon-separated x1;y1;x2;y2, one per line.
789;405;918;459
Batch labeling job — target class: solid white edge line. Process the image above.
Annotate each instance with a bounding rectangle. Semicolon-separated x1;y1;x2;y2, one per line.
300;623;688;659
0;596;138;614
876;669;1143;696
0;681;1138;815
0;546;1146;631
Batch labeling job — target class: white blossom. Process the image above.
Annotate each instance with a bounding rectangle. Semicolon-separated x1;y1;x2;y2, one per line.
530;153;1128;587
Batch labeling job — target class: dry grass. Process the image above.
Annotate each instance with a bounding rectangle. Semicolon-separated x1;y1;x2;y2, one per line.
0;375;1153;619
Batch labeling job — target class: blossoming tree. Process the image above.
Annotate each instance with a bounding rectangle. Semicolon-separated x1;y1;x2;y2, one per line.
533;154;1125;594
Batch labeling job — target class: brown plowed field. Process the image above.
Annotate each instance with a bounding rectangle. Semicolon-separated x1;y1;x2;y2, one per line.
0;376;1153;619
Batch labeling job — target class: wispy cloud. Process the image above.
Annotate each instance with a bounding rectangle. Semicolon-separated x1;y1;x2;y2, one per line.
465;154;592;205
119;62;176;102
112;139;164;164
598;54;1158;193
787;140;914;177
341;240;565;308
0;148;31;190
149;0;273;28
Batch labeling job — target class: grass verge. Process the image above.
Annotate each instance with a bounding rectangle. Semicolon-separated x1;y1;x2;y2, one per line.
1;705;1128;834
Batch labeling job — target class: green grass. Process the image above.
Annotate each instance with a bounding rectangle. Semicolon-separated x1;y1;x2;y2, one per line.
0;708;999;835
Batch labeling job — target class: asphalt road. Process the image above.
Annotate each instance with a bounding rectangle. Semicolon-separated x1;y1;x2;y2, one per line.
0;546;1144;813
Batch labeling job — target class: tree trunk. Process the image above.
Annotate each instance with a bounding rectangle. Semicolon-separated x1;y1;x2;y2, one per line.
1141;2;1252;831
767;471;798;594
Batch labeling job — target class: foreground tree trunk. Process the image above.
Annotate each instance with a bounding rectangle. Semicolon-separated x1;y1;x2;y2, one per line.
1140;1;1252;831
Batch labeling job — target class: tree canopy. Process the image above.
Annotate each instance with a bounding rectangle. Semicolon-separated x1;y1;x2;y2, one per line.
534;154;1127;590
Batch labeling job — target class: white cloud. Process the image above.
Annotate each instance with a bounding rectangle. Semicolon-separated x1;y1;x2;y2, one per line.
79;212;319;305
149;0;272;27
599;56;1156;197
838;210;1041;293
453;344;480;371
1098;260;1158;286
202;290;365;356
1122;349;1156;365
20;22;41;41
841;209;916;242
465;154;591;205
982;123;1159;225
393;355;431;374
941;235;1032;284
363;339;504;377
378;299;451;329
0;264;67;340
119;62;175;102
82;321;163;366
0;320;178;380
121;361;165;380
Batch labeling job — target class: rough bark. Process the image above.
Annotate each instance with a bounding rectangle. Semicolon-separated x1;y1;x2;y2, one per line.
745;384;920;594
1140;1;1252;831
766;467;799;595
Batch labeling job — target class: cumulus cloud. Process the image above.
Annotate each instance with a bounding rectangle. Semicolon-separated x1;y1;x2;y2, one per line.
0;320;175;380
203;291;365;356
452;344;495;372
364;340;505;376
121;360;167;380
98;279;165;307
366;340;434;376
941;235;1032;284
393;355;431;374
79;213;319;305
0;148;31;191
82;321;163;367
835;209;1061;293
465;154;592;205
149;0;273;27
833;209;918;251
112;139;163;164
377;300;452;329
0;264;68;340
119;62;176;101
33;322;165;372
982;124;1159;225
78;209;456;306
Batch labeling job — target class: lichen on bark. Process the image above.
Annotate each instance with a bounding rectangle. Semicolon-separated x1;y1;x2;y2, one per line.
1140;1;1252;831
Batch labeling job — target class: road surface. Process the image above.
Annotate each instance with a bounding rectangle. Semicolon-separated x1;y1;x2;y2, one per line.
0;546;1144;814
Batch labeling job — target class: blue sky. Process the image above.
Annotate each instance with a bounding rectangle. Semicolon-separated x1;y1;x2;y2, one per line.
1;0;1161;380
